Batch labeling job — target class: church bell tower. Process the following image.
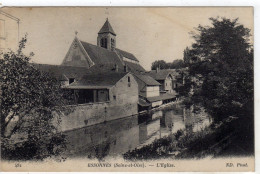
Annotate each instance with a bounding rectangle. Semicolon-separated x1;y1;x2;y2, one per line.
97;18;116;51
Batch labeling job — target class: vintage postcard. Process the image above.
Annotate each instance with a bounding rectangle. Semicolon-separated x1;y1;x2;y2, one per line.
0;7;254;172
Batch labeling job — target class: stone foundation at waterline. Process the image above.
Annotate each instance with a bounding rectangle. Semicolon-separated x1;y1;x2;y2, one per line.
57;100;138;132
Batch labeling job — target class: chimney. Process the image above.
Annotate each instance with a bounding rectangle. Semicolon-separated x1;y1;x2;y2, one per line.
124;65;128;72
156;66;160;73
115;64;118;72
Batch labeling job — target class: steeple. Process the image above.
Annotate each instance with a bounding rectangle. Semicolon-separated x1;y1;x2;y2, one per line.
97;18;116;51
98;18;116;36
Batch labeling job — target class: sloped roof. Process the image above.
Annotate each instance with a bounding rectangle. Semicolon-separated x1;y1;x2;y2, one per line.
68;72;128;89
115;48;139;62
87;64;125;73
124;61;146;73
147;70;173;80
31;63;88;80
79;40;146;74
138;98;151;107
133;74;160;86
79;40;123;66
98;19;116;36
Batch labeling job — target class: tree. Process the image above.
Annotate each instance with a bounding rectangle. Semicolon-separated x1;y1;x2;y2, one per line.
170;59;185;69
183;17;253;122
0;35;70;160
151;59;185;70
151;60;168;70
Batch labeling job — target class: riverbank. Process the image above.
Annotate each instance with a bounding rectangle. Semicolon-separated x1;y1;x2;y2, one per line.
123;115;254;160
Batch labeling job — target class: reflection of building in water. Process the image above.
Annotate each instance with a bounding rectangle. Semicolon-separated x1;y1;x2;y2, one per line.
0;11;20;53
139;123;147;144
64;104;212;159
64;115;139;159
138;118;161;146
151;110;163;120
163;105;185;134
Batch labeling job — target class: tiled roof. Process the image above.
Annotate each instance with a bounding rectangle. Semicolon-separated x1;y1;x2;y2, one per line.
138;98;151;107
115;48;139;62
146;70;172;80
79;40;123;66
164;68;188;76
61;59;91;67
133;74;160;86
31;63;88;80
124;61;146;73
79;40;146;74
68;72;128;88
98;19;116;36
87;64;125;73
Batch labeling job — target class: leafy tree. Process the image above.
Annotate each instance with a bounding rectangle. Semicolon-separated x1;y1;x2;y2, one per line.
151;59;185;70
151;60;168;70
183;17;253;122
0;35;70;160
170;59;185;69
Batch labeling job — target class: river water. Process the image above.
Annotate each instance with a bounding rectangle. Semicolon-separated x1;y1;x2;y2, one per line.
64;104;211;159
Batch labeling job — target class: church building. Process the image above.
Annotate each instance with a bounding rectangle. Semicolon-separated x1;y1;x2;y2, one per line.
34;18;163;111
61;18;146;74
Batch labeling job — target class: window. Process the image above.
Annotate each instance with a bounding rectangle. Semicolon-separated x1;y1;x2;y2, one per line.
113;95;116;100
100;39;103;47
111;38;115;49
69;78;75;84
128;76;131;87
104;38;107;48
101;38;107;48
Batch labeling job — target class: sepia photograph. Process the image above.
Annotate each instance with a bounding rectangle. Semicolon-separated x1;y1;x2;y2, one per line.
0;6;254;172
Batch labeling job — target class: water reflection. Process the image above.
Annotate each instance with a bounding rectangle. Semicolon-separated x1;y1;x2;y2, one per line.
64;104;211;159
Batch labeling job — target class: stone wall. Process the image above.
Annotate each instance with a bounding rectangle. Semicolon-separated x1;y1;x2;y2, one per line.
64;115;139;157
57;73;138;132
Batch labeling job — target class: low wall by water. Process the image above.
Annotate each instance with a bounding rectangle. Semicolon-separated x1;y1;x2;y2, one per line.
57;101;138;132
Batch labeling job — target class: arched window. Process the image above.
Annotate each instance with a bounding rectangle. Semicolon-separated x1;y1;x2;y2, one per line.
104;38;107;48
111;38;115;49
100;38;107;48
100;38;104;47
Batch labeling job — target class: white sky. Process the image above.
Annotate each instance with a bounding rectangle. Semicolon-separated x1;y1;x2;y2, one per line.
2;7;253;70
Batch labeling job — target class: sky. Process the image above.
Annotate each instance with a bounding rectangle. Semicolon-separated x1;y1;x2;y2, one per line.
2;7;254;70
